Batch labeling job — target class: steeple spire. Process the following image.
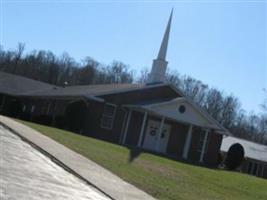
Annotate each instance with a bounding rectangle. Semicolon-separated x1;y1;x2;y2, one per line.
147;9;173;84
157;8;173;60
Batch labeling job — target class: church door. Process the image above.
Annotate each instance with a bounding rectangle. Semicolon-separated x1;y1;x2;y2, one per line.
143;119;171;153
157;123;171;153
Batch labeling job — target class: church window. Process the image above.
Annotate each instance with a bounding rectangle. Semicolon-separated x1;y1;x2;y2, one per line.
101;103;117;130
22;105;26;112
179;105;186;113
31;105;35;113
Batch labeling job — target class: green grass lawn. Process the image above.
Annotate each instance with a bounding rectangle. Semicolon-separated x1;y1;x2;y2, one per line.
17;120;267;200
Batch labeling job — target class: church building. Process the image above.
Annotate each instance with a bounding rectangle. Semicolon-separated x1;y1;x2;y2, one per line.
0;10;230;167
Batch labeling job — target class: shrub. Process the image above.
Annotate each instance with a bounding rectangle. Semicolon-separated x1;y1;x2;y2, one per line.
224;143;244;170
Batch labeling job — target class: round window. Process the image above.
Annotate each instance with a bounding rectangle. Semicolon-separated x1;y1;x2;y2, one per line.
179;105;186;113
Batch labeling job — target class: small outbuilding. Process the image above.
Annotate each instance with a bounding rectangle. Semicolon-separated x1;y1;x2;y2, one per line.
221;136;267;179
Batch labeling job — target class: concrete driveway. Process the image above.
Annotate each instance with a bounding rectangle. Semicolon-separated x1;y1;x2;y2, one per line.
0;125;110;200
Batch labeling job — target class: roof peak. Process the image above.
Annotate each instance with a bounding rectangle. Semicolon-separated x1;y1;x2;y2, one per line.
157;9;173;60
147;9;173;84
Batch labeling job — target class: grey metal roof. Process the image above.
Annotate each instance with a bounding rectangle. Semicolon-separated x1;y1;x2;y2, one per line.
1;72;231;137
1;72;175;99
23;83;146;97
221;136;267;163
0;72;55;95
0;72;149;97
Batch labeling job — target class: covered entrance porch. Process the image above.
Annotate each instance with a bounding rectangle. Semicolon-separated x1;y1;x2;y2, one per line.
120;97;228;165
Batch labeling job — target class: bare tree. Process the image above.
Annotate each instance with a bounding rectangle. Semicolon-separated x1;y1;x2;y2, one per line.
1;43;266;144
12;43;25;73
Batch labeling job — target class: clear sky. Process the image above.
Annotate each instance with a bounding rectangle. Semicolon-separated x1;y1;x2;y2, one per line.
0;0;266;114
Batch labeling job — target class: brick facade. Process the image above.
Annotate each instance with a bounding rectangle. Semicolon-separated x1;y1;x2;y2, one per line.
0;85;224;168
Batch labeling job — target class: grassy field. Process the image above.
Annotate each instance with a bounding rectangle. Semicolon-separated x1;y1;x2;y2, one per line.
18;120;267;200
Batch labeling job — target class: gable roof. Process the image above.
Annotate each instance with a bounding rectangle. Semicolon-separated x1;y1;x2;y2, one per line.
0;72;230;135
169;85;231;134
23;83;146;97
0;72;55;95
20;82;174;98
124;97;230;135
221;136;267;163
0;72;174;99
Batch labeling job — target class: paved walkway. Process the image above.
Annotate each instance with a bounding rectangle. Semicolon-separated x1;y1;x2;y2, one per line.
0;125;110;200
0;115;155;200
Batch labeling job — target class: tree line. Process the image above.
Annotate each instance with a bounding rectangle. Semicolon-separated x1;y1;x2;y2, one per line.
0;43;133;86
140;69;267;145
1;43;266;144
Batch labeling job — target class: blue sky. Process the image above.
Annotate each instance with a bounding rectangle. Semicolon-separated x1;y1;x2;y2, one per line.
0;0;266;113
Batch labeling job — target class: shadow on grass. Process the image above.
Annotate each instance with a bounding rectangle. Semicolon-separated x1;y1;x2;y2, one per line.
128;148;142;163
126;146;220;171
13;116;220;169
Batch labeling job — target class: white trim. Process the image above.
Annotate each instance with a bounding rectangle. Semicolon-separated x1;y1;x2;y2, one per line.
183;124;193;159
138;112;148;147
122;109;132;144
31;105;35;113
197;129;210;153
156;117;165;152
145;97;186;108
123;105;216;130
124;97;228;135
167;84;230;135
199;129;209;163
100;103;117;130
22;105;26;112
144;97;229;135
85;95;105;103
119;108;127;144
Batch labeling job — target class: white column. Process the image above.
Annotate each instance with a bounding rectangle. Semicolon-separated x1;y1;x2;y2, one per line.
199;129;209;163
156;117;165;152
122;109;132;145
182;124;193;159
137;112;148;147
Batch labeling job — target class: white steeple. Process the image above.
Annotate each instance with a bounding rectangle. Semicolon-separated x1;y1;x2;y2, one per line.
147;9;173;84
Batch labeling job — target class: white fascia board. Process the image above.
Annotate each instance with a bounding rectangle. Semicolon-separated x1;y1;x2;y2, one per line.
168;84;231;135
144;97;230;135
84;95;105;103
123;103;226;133
144;107;216;129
